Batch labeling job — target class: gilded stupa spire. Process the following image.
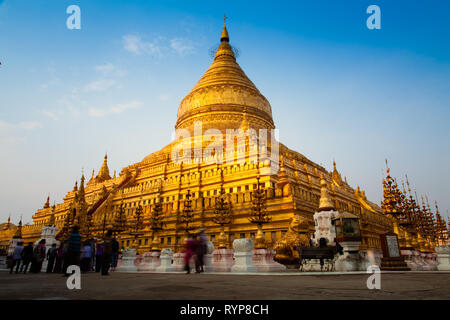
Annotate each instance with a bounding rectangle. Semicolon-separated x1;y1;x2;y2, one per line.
318;173;334;211
78;172;86;200
43;195;50;209
13;218;22;239
97;153;111;181
175;17;275;134
221;14;229;42
73;181;78;192
47;204;56;226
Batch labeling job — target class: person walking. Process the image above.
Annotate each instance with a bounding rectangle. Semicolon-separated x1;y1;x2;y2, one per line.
80;241;92;272
31;239;46;273
101;230;113;276
195;231;207;273
53;243;64;273
111;237;119;272
61;241;69;274
46;244;57;273
64;226;81;276
20;242;33;274
9;242;24;274
184;236;196;274
95;241;103;272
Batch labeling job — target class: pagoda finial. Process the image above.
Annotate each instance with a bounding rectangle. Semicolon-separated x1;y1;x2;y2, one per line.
319;173;334;211
47;204;56;226
97;153;111;181
13;218;22;239
43;195;50;209
221;15;230;42
73;181;78;192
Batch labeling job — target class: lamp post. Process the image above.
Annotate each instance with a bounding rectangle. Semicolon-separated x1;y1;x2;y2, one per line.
179;189;194;244
149;197;165;251
248;175;271;249
213;184;232;249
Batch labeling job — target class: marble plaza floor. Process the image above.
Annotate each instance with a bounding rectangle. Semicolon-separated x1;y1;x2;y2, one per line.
0;270;449;300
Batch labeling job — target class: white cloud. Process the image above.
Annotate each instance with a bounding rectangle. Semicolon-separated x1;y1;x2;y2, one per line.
84;79;116;92
122;34;196;57
0;120;42;145
41;110;59;121
170;38;195;56
94;63;115;73
123;35;163;57
18;121;43;130
88;100;142;118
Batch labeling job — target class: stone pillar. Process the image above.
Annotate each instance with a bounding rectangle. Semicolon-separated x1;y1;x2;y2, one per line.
172;252;187;271
231;239;257;273
212;247;234;272
155;248;176;272
400;249;420;270
116;248;138;272
203;241;216;272
137;252;153;271
436;246;450;271
335;241;363;272
253;249;286;272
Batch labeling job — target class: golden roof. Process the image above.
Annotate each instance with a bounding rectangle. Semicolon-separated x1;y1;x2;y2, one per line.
175;22;274;134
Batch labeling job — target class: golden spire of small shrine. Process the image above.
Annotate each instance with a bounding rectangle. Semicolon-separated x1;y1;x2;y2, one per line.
43;195;50;209
318;173;334;211
97;153;112;181
47;204;56;226
13;218;22;238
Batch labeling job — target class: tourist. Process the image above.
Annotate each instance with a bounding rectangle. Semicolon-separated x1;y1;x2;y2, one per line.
20;242;33;274
90;239;95;271
9;241;24;274
53;243;64;273
30;239;46;273
184;236;196;274
101;230;113;276
95;241;103;272
111;236;119;271
64;226;81;276
80;241;92;272
61;240;69;274
195;230;208;273
46;243;57;273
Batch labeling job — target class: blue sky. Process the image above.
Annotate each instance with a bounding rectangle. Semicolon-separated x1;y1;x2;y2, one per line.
0;0;449;224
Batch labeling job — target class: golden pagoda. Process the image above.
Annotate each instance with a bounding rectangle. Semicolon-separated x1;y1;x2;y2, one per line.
0;21;394;256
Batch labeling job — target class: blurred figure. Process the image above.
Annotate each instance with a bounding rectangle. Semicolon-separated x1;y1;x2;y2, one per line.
195;230;208;273
184;236;196;274
111;236;119;271
31;239;46;273
101;230;113;276
53;243;64;273
64;226;81;276
20;242;33;274
10;241;24;274
80;241;93;272
46;243;57;273
95;241;104;272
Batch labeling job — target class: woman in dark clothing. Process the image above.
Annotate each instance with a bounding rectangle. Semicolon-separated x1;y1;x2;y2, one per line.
20;242;34;274
53;243;64;273
31;239;46;273
46;244;58;273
